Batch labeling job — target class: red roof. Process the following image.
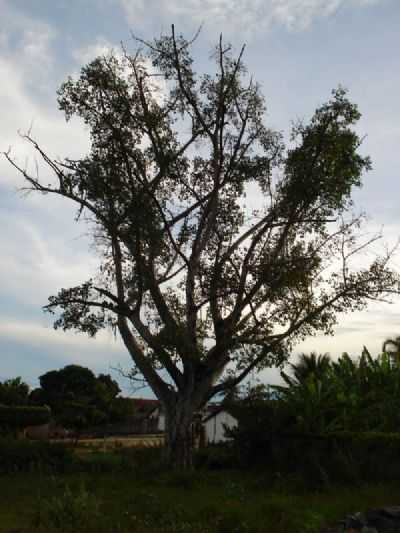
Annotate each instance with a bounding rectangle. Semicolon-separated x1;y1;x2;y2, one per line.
130;398;160;417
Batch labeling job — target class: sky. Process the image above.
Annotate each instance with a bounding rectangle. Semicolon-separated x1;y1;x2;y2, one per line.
1;0;400;394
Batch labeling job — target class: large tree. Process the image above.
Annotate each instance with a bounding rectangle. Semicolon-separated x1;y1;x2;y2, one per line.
5;28;399;467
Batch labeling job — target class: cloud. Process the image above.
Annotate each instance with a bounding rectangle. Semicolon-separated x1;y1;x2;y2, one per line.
73;37;116;66
0;4;91;191
0;2;95;321
0;1;58;90
0;207;97;307
0;23;95;335
295;297;400;361
0;318;125;355
119;0;380;36
0;318;134;390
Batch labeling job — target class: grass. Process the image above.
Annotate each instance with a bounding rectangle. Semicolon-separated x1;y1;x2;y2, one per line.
2;450;400;533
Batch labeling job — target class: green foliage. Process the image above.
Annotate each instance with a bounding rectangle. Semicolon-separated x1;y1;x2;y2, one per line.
194;444;236;470
0;438;73;474
232;413;400;487
6;466;397;533
33;482;100;531
230;351;400;486
0;377;30;406
107;395;134;423
280;352;331;388
5;458;400;532
272;349;400;433
0;405;51;431
33;365;122;431
227;383;296;465
284;431;400;487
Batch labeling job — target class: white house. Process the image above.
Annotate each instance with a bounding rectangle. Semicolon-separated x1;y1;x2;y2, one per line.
203;406;238;444
152;405;166;432
128;399;237;443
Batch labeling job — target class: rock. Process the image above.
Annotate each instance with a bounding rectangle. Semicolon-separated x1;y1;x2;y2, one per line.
366;507;400;532
340;512;367;529
324;507;400;532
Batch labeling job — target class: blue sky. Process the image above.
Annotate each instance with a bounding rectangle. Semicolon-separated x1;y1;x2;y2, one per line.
1;0;400;393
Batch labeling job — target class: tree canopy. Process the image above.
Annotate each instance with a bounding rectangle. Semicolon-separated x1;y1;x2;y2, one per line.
0;377;30;406
271;348;400;433
31;365;122;431
5;27;399;466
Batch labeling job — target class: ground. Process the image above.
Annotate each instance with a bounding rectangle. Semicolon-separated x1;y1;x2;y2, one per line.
2;449;400;533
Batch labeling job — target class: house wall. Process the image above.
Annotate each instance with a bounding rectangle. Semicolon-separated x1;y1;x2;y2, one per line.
204;411;237;444
158;412;165;432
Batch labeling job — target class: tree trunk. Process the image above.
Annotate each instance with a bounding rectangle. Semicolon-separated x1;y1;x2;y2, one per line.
164;403;195;469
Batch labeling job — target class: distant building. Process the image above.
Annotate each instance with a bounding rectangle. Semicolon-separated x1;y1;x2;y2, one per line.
58;397;237;443
129;398;165;433
129;399;238;444
202;404;238;444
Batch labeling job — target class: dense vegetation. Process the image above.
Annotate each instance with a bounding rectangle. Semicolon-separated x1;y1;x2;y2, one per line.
0;366;134;437
31;365;133;433
275;348;400;433
226;348;400;487
1;445;400;533
2;347;400;530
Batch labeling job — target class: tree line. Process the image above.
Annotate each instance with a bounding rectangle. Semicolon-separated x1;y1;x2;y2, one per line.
0;366;132;435
226;343;400;484
231;340;400;443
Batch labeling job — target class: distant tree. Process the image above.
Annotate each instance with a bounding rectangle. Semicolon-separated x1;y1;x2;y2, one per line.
96;373;121;409
272;348;400;433
0;405;51;437
280;352;332;388
382;336;400;366
108;396;135;424
5;28;400;467
0;377;30;406
32;365;121;432
0;378;51;437
39;365;96;404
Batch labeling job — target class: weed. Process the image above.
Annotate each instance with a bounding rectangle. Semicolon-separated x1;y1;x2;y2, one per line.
32;482;100;531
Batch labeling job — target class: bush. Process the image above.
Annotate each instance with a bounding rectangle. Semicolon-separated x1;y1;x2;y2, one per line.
231;426;400;487
0;438;74;474
324;431;400;482
228;399;296;467
195;444;237;470
33;483;100;531
274;431;400;487
0;405;51;430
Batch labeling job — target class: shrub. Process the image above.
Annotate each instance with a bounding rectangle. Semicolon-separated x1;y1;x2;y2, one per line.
273;431;400;487
230;426;400;487
195;444;237;470
0;438;74;474
33;483;100;531
0;405;51;430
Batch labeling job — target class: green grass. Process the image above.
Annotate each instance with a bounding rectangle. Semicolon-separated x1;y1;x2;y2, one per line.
2;458;400;533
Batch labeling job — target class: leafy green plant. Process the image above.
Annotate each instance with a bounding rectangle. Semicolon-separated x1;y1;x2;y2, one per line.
0;438;74;474
0;405;51;433
271;349;400;435
33;483;100;531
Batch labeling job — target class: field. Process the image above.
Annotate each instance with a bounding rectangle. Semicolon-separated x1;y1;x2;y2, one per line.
2;446;400;533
